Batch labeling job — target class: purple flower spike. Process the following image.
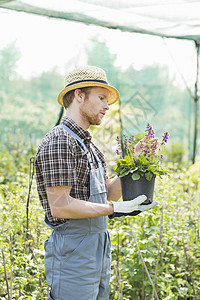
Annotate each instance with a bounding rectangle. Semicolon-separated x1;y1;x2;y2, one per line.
161;132;169;144
145;123;155;140
149;125;152;131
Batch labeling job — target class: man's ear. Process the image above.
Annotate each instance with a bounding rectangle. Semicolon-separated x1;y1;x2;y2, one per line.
74;89;83;103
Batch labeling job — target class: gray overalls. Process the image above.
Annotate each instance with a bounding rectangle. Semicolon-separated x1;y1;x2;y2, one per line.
44;125;111;300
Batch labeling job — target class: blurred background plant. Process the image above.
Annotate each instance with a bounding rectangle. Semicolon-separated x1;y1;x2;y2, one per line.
0;36;199;300
0;135;199;299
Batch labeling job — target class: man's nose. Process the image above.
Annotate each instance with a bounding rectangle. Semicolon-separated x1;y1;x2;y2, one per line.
104;100;109;110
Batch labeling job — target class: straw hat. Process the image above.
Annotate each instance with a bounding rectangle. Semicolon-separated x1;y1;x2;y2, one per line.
57;66;119;106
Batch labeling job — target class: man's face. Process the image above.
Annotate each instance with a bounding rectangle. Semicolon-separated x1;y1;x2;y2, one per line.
80;87;109;126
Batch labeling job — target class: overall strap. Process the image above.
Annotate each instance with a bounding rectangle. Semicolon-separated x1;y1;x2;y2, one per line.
57;124;93;165
90;144;102;167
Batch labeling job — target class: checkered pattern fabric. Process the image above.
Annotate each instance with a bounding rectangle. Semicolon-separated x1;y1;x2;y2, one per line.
35;116;107;226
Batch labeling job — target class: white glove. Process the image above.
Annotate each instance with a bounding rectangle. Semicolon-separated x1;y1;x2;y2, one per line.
110;195;159;213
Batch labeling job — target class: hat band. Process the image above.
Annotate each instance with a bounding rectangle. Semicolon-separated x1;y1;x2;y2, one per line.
65;79;108;88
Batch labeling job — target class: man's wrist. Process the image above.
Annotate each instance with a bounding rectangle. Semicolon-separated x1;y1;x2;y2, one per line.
108;201;114;215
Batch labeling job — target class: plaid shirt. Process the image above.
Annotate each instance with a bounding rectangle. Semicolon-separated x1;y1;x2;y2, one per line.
35;116;107;226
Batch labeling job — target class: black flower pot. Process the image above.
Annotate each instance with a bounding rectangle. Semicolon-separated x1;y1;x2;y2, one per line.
120;173;156;205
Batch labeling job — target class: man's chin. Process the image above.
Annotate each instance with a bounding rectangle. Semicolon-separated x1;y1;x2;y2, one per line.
90;122;101;126
89;118;102;126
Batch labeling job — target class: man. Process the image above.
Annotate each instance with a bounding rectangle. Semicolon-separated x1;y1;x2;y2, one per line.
35;66;158;300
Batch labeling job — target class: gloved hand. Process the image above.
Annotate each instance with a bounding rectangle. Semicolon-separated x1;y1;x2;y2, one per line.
109;195;159;219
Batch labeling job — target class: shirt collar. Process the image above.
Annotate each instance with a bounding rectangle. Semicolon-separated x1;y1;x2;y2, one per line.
61;116;92;144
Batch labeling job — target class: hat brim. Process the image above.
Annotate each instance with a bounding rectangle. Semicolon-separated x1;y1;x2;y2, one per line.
57;81;119;106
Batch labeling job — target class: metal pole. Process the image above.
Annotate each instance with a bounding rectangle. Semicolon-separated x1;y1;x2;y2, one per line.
118;96;126;157
55;106;64;126
192;41;200;164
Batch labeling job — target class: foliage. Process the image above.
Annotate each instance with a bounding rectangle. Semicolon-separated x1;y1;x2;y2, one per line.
163;142;186;164
113;123;170;181
0;42;20;84
0;38;199;300
0;43;63;144
86;37;119;88
109;165;200;300
0;130;35;185
0;182;51;300
0;140;200;299
0;40;195;154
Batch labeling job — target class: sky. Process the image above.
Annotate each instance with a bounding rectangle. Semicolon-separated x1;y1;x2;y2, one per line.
0;8;197;90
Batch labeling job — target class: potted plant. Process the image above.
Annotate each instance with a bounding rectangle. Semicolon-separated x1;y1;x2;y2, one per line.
113;123;170;205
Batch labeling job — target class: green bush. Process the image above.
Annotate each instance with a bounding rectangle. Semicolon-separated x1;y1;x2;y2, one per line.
0;144;199;299
163;142;186;164
109;168;200;299
0;182;51;299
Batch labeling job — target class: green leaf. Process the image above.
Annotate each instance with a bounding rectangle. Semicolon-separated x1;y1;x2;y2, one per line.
145;172;153;181
141;157;149;165
132;173;140;181
119;170;130;177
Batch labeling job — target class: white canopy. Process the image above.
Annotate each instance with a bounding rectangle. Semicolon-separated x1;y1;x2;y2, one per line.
0;0;200;41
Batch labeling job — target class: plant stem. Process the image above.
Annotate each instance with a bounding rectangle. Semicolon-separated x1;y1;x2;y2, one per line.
10;266;13;300
26;156;35;240
2;249;11;300
130;230;159;300
182;237;197;299
151;205;164;300
113;264;124;300
115;220;123;299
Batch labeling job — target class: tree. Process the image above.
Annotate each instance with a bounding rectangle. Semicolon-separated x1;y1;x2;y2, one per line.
0;42;20;90
86;37;120;88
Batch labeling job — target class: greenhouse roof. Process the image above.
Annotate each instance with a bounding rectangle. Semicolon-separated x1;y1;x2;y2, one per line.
0;0;200;41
